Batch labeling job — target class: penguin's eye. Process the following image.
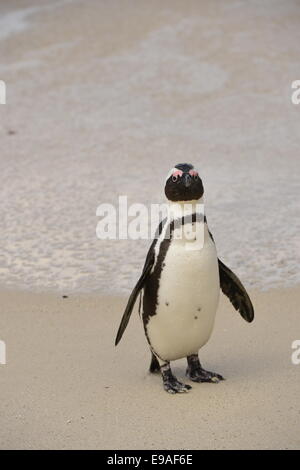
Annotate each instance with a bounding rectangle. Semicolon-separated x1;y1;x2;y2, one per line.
189;170;199;180
171;170;182;182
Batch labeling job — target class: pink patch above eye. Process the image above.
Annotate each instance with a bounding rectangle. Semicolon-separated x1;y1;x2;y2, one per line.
189;170;198;177
172;170;183;177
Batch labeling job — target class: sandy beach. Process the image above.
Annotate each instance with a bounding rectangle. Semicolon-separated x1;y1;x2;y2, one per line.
0;286;299;450
0;0;299;294
0;0;300;450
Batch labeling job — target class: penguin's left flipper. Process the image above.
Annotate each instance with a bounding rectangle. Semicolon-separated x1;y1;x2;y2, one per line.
218;259;254;323
115;247;155;346
206;223;254;322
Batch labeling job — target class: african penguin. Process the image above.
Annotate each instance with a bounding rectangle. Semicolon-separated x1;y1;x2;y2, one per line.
115;163;254;394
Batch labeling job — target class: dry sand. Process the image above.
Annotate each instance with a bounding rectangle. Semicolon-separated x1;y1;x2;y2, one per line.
0;286;299;450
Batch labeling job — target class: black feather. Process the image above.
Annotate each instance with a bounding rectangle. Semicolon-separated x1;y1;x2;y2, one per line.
115;251;155;345
218;259;254;323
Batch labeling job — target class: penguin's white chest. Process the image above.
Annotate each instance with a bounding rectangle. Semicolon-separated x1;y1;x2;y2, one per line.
146;229;220;361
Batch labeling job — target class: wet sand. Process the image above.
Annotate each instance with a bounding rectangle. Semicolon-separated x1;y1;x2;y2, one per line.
0;286;299;449
0;0;299;294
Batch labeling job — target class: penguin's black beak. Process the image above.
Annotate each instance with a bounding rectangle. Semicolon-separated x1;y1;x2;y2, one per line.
183;173;192;188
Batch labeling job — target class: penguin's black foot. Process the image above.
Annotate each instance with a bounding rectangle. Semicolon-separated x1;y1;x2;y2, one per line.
149;353;160;374
186;354;224;383
163;376;192;394
160;361;192;394
186;367;224;383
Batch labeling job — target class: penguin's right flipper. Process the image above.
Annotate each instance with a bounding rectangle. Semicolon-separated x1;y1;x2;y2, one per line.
115;246;155;346
115;219;167;346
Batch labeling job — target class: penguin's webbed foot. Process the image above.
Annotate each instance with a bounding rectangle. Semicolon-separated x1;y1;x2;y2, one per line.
160;361;192;394
163;375;192;394
186;367;224;383
186;354;224;383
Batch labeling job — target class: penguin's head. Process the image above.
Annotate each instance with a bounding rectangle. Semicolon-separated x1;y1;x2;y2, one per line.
165;163;204;202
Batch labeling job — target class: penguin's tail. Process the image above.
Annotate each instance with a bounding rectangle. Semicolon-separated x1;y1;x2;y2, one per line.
149;353;160;373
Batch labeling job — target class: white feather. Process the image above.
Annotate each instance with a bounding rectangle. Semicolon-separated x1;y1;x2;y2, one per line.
145;202;220;361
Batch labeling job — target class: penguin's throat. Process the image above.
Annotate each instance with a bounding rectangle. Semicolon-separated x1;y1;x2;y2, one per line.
168;198;204;220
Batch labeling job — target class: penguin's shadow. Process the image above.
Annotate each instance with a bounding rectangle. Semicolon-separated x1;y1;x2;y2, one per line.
214;350;282;380
167;349;281;383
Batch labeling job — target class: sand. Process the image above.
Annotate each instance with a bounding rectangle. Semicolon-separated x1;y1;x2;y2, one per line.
0;0;300;294
0;286;299;450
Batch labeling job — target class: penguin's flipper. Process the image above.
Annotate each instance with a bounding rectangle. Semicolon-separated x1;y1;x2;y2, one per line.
218;259;254;323
115;219;167;346
115;249;155;346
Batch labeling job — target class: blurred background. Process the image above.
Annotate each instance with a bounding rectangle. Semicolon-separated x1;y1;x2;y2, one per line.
0;0;299;294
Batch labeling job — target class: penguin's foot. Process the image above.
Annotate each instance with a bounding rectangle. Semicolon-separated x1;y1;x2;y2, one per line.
163;376;192;394
149;353;160;374
160;361;192;394
186;354;224;383
186;367;224;383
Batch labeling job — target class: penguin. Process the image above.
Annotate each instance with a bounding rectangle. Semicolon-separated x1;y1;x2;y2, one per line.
115;163;254;393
